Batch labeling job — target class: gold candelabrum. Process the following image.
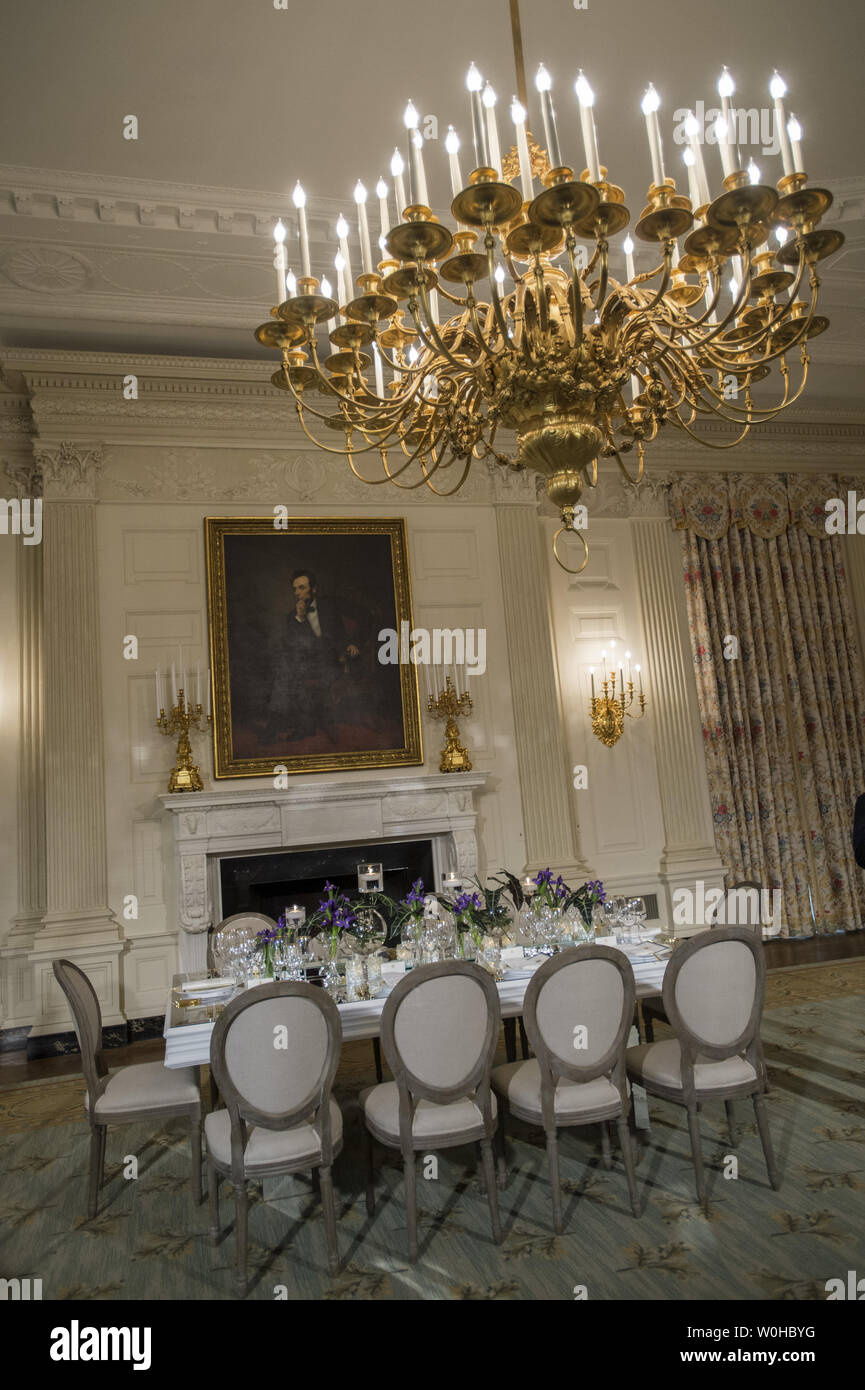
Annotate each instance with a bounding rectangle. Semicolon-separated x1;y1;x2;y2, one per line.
254;0;842;578
428;675;473;773
590;666;647;748
157;690;211;792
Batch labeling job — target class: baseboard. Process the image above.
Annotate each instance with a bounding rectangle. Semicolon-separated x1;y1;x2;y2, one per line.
0;1015;166;1059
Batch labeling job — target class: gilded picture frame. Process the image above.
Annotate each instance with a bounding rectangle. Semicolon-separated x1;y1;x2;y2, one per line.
205;516;423;778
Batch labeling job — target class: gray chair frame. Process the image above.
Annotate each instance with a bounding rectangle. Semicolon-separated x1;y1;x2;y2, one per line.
627;926;778;1208
52;958;202;1219
207;980;343;1290
363;959;503;1262
500;945;640;1232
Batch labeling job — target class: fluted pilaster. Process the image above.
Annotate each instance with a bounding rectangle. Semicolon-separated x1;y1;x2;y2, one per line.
631;518;725;920
495;504;588;877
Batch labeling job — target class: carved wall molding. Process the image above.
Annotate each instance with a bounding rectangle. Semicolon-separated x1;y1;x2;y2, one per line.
34;441;104;499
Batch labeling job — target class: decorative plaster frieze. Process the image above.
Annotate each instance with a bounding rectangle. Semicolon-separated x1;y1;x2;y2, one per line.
35;441;103;499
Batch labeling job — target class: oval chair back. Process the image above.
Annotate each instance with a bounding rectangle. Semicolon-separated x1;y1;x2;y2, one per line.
52;958;109;1108
522;946;636;1130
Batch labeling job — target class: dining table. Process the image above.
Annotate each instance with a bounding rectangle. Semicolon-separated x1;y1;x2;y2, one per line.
162;940;670;1075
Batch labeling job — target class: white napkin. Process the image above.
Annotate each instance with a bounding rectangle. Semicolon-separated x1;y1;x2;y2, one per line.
180;977;234;993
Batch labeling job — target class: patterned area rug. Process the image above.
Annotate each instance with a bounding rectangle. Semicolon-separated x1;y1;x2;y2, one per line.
1;963;864;1300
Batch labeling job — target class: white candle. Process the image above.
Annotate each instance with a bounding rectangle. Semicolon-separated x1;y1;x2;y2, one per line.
321;275;336;334
714;114;734;180
334;252;347;306
336;215;354;301
390;148;407;218
770;73;795;178
196;662;201;709
273;220;287;304
354;182;373;276
641;85;665;186
376;178;390;244
717;68;739;172
413;130;429;207
684;111;711;208
445;126;463;198
574;72;602;183
205;670;211;716
535;64;563;171
623;234;635;282
170;663;177;706
155;669;163;716
292;182;311;280
429;288;440;326
787;114;804;173
482;83;502;179
404;100;421;204
682;148;701;210
510;99;533;202
466;63;489;168
373;340;384;397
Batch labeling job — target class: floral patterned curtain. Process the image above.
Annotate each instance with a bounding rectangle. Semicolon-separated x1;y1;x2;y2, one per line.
671;473;865;936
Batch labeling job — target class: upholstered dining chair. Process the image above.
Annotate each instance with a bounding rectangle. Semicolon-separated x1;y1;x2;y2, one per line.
642;881;768;1042
206;980;343;1290
626;926;778;1210
361;959;503;1262
491;945;640;1233
52;959;202;1220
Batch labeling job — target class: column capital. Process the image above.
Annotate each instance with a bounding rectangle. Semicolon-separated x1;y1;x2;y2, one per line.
34;440;104;500
3;458;43;498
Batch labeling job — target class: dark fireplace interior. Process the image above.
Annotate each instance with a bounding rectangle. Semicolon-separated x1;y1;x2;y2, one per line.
218;838;435;943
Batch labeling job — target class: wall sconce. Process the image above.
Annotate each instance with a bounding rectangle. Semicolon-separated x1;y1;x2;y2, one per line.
589;641;647;748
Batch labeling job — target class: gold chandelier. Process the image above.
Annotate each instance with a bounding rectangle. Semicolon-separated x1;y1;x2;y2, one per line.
255;0;842;574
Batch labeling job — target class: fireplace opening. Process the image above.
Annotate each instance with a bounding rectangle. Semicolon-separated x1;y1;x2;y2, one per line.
218;838;435;942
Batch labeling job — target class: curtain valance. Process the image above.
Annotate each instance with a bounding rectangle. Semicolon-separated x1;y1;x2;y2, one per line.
668;472;864;540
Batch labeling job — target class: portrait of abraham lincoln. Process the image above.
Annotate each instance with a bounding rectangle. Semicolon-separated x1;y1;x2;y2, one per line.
205;517;422;777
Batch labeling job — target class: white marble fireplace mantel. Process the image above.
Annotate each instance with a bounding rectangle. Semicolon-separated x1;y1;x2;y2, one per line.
159;772;488;972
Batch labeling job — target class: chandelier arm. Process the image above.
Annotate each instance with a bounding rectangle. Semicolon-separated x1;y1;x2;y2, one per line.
465;294;503;362
412;285;481;375
294;393;419;455
609;443;645;486
418;453;474;497
532;259;551;339
306;336;410;418
270;360;372;427
592;239;610;311
380;430;452;488
668;410;753;448
565;233;584;346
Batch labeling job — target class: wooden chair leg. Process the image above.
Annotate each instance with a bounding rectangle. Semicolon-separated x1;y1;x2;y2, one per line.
372;1037;383;1083
208;1162;220;1243
600;1122;612;1170
319;1164;340;1275
363;1125;376;1217
644;1011;655;1043
190;1118;202;1204
503;1018;517;1063
518;1017;530;1059
546;1130;563;1235
753;1093;779;1189
234;1178;248;1293
494;1103;508;1187
480;1138;503;1244
686;1104;707;1208
97;1124;108;1188
87;1125;102;1220
725;1099;738;1148
617;1115;640;1217
403;1148;418;1262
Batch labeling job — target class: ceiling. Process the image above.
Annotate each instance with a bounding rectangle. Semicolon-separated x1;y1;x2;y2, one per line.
0;0;862;409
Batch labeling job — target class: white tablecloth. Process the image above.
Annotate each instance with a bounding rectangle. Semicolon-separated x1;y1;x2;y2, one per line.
162;947;667;1069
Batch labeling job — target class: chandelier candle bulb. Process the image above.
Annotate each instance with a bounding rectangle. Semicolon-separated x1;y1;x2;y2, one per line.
535;63;563;171
390;148;407;218
483;83;502;179
466;62;490;168
510;99;534;201
273;220;287;304
354;182;374;276
787;115;804;173
574;72;602;183
640;85;665;186
770;73;795;178
285;268;296;298
445;126;463;199
336;214;354;299
292;183;311;280
748;159;761;185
